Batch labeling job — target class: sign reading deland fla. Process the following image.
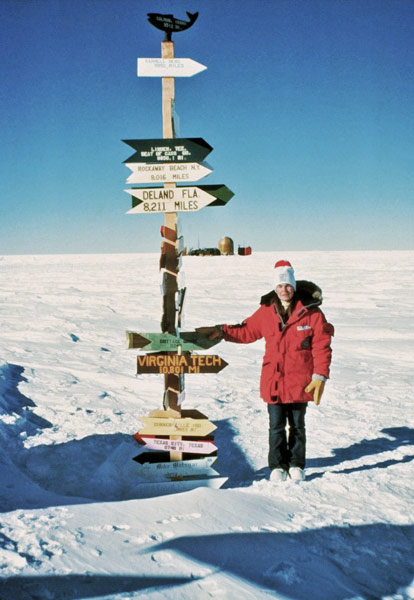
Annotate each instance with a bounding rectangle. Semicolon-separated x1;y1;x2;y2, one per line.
125;185;234;214
123;138;212;164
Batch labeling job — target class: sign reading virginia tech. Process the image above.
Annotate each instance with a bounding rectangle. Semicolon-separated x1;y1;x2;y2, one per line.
137;352;228;374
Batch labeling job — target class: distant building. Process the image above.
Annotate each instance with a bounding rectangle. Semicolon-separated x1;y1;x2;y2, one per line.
218;237;234;255
238;246;252;256
188;247;220;256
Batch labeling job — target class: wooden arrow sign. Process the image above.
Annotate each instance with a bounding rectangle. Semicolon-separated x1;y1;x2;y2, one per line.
133;452;218;480
126;331;221;351
136;352;228;375
138;58;207;78
125;185;234;214
125;162;212;184
134;434;218;455
123;138;212;164
138;417;216;437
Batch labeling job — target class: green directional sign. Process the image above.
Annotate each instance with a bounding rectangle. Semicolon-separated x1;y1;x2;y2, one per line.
123;138;212;164
197;184;235;205
126;331;221;351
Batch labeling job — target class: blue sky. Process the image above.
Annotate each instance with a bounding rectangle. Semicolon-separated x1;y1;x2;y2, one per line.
0;0;413;254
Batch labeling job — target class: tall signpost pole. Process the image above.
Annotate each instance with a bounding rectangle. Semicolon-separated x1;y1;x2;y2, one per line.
124;11;234;490
161;38;182;415
161;38;182;461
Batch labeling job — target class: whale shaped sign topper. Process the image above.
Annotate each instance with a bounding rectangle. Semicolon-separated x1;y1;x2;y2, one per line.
147;12;199;40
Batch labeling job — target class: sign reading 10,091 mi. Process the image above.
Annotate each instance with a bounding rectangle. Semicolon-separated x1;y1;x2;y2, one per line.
125;185;234;214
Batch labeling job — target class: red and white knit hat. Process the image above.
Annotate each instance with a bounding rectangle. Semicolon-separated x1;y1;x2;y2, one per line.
274;260;296;290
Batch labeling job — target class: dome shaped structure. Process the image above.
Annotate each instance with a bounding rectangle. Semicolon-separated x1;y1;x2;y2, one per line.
218;237;234;255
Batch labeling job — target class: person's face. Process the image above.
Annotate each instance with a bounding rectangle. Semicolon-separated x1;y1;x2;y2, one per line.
276;284;295;302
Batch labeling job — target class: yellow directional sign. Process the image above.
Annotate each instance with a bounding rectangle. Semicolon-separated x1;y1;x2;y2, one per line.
139;417;216;437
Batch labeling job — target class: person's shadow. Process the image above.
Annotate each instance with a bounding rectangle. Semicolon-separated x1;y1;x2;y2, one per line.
305;426;414;481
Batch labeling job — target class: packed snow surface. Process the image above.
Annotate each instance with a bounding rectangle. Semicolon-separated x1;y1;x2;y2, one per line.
0;250;413;599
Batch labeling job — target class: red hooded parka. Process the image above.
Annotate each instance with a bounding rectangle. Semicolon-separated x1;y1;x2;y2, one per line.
222;280;334;404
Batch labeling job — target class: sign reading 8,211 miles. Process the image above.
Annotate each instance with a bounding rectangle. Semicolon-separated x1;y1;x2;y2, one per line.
125;185;234;214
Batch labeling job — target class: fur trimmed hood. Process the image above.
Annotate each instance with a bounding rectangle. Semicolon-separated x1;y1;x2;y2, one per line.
260;280;323;308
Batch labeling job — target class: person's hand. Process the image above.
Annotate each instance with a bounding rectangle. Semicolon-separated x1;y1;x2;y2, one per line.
195;326;222;340
305;380;325;406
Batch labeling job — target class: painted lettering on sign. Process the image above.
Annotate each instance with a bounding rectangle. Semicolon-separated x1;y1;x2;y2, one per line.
138;417;217;437
123;138;213;165
136;353;227;374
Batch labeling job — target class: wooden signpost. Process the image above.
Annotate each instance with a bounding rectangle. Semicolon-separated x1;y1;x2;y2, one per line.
124;11;233;488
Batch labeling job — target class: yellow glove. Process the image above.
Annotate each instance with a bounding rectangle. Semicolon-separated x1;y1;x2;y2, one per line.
195;326;222;340
305;379;325;406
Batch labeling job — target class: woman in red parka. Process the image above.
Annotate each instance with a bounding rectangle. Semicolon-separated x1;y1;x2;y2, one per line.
197;260;334;483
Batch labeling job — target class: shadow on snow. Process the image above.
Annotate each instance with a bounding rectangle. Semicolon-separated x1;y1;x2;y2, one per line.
153;523;414;600
0;525;412;599
0;363;413;508
306;426;414;481
0;363;253;510
0;574;197;600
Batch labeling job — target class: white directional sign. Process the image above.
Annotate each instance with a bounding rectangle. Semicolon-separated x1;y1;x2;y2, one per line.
125;186;217;214
134;454;218;480
135;435;218;455
138;58;207;78
125;162;212;184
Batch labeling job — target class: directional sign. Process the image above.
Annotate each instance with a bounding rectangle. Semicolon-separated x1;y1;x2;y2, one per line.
137;352;228;375
134;434;218;455
138;58;207;78
147;12;199;39
138;417;216;437
133;452;218;480
125;185;234;214
126;331;221;351
123;138;212;164
125;162;212;184
133;477;228;497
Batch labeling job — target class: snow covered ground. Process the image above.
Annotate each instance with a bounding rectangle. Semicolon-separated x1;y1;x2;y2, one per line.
0;250;413;599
